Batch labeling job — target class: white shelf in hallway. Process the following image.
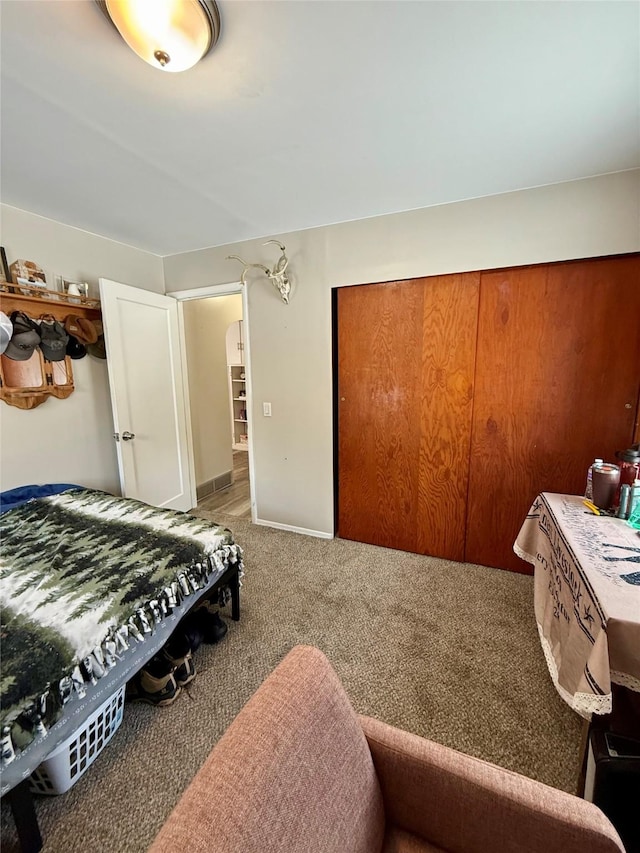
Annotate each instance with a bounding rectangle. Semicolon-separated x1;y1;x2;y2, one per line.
228;363;248;451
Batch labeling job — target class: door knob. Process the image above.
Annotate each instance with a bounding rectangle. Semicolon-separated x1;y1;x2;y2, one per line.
122;431;136;441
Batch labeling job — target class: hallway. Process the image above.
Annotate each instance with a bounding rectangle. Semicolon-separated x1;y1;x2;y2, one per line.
196;451;250;519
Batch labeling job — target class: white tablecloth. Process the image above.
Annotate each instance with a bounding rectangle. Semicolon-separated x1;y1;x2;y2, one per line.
514;493;640;719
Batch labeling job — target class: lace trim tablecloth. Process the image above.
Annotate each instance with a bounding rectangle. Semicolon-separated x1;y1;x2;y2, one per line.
514;493;640;719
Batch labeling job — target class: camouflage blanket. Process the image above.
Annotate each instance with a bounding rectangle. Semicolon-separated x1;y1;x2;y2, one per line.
0;488;243;768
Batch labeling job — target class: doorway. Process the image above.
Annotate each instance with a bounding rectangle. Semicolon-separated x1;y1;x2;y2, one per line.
198;450;250;518
171;284;254;521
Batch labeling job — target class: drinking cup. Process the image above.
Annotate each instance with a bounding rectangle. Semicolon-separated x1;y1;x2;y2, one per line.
591;464;620;511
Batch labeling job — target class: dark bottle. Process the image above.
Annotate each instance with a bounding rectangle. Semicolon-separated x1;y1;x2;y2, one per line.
613;445;640;508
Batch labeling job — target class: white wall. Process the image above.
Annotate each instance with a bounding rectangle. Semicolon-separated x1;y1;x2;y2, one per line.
182;294;243;488
163;171;640;536
0;204;164;492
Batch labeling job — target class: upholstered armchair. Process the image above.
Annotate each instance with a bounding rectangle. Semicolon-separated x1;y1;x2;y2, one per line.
150;645;623;853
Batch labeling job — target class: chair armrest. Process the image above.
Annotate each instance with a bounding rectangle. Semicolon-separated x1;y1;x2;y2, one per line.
360;715;624;853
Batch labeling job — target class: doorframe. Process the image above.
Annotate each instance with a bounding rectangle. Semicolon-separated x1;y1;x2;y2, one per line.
167;282;256;523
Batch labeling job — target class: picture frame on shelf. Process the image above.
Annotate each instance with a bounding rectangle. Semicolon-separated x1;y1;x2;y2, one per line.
0;247;10;284
60;280;89;299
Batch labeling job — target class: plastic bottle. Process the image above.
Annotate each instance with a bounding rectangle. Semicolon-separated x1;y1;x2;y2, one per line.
617;484;631;519
628;480;640;530
628;478;640;517
585;458;603;502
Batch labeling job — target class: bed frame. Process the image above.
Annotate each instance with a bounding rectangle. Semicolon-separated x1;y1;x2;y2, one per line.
0;486;243;852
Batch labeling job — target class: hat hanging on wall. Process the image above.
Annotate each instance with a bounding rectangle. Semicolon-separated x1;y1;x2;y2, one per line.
0;311;12;355
66;336;88;360
4;312;41;361
87;320;107;360
64;315;98;345
39;316;69;362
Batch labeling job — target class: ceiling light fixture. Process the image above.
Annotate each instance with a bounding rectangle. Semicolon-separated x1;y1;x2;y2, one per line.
96;0;221;73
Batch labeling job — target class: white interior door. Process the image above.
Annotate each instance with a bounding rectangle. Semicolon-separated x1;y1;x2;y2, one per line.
99;278;196;511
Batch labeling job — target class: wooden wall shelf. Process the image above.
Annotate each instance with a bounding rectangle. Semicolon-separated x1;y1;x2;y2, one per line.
0;285;101;323
0;285;102;409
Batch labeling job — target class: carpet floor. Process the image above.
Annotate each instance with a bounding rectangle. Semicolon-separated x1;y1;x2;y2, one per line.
1;511;582;852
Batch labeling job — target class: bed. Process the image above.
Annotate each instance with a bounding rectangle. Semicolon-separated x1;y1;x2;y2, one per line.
0;484;243;818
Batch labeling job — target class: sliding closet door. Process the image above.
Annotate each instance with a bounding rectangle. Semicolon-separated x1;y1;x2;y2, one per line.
337;273;479;559
465;254;640;573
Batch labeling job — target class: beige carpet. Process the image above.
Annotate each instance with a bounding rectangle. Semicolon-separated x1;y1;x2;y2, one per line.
1;512;582;852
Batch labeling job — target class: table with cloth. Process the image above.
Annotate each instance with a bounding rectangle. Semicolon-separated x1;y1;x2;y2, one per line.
514;492;640;720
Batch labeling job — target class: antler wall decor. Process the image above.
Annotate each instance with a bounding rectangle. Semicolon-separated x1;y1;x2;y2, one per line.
227;240;291;304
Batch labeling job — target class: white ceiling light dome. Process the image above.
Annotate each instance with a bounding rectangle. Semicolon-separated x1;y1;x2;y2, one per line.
97;0;221;73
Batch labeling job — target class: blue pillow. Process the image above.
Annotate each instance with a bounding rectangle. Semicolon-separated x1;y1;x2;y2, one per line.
0;484;84;514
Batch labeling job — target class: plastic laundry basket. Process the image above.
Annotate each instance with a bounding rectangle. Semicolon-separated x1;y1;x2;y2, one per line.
29;686;125;795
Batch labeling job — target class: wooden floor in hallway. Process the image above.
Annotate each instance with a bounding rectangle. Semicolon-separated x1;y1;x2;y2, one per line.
197;450;250;518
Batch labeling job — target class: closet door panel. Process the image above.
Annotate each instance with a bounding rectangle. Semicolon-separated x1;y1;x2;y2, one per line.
337;280;424;553
466;255;640;573
337;273;479;558
416;273;480;560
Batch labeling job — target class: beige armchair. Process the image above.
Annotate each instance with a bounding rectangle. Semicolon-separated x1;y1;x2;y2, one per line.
150;645;623;853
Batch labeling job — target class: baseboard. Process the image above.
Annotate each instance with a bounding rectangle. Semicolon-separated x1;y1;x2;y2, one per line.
196;482;213;500
196;470;233;501
253;518;333;539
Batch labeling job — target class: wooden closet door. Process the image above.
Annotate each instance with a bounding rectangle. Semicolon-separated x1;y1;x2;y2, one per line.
337;274;479;558
465;254;640;573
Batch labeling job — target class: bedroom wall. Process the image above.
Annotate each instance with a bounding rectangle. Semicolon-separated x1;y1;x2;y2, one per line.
182;294;243;490
0;204;165;493
163;170;640;537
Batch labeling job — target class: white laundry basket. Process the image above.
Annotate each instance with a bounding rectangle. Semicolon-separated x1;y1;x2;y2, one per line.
29;686;125;795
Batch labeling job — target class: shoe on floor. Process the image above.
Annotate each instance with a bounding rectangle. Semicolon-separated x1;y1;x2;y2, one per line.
163;647;196;687
174;611;206;653
194;601;228;644
143;653;174;679
126;668;181;707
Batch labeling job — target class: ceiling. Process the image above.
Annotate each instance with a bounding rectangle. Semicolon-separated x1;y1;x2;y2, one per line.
1;1;638;257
